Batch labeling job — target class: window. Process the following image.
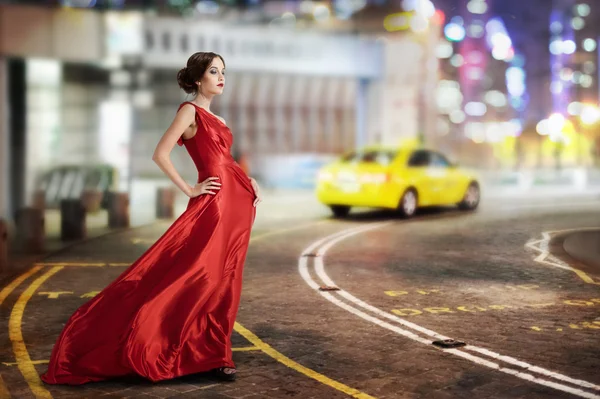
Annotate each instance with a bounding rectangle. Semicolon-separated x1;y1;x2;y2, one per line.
407;150;431;167
341;150;397;165
430;152;451;168
145;31;154;50
162;32;171;51
180;34;189;52
227;40;235;55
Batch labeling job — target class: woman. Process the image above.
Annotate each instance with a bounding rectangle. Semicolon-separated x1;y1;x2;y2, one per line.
41;52;260;385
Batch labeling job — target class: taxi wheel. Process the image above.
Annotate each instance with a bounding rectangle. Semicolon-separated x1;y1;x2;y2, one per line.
330;205;351;218
458;182;480;211
398;189;418;218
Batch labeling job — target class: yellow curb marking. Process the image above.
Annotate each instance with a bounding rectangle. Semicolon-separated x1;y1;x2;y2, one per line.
0;265;44;399
9;266;63;399
37;292;73;299
234;322;376;399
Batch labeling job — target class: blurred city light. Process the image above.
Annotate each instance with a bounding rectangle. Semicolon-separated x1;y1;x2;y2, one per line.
383;12;411;32
575;3;591;17
402;0;435;18
435;41;453;59
562;39;577;54
550;21;563;34
484;90;507;107
506;67;526;97
549;39;563;55
486;18;514;61
580;105;600;125
444;20;466;42
548;113;566;135
467;0;488;15
536;119;550;135
582;38;597;52
410;15;429;33
568;101;584;115
580;74;593;88
551;81;564;94
465;101;487;117
571;17;585;30
313;4;330;22
450;110;466;124
449;54;464;68
467;22;485;39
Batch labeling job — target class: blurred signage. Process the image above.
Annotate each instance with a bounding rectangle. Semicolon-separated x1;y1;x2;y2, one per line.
61;0;97;7
105;11;143;55
142;18;382;78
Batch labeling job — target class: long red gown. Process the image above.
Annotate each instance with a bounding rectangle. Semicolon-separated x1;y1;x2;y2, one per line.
41;102;256;385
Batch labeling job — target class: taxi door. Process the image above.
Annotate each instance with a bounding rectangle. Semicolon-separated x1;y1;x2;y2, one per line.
405;150;437;206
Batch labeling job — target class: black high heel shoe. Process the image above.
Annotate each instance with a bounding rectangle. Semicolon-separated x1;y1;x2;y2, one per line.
212;367;237;382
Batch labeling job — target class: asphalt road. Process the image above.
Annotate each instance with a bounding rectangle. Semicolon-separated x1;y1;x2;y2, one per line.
0;192;599;399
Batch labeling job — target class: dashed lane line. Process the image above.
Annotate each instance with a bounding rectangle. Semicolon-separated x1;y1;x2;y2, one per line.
299;223;600;399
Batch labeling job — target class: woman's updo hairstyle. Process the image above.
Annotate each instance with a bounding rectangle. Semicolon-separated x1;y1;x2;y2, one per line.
177;52;225;95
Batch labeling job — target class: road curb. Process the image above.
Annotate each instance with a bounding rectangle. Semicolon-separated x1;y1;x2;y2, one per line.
548;229;600;280
562;230;600;270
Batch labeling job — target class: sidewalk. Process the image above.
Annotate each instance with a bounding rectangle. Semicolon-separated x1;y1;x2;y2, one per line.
2;210;129;282
1;190;329;281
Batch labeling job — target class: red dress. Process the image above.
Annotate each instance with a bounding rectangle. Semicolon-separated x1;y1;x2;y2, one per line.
41;102;256;385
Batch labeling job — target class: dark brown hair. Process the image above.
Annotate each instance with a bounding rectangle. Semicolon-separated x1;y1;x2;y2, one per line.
177;52;226;95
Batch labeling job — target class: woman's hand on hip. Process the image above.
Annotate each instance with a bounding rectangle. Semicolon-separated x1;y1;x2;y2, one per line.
250;178;262;207
189;177;221;198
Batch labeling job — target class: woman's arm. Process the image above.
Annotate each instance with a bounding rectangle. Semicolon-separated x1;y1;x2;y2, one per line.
249;177;262;207
152;104;196;197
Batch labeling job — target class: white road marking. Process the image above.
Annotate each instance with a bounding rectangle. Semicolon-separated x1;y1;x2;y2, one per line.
498;201;600;210
298;223;600;398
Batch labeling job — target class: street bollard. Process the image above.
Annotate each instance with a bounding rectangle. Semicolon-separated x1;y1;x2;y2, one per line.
108;192;130;228
60;199;86;241
15;207;45;252
156;187;175;219
0;219;8;272
81;189;103;213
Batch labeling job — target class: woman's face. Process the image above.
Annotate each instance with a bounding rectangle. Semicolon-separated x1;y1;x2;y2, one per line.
199;57;225;96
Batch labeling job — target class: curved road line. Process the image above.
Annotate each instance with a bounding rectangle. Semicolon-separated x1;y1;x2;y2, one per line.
9;220;376;399
0;265;44;399
9;266;63;399
299;222;600;399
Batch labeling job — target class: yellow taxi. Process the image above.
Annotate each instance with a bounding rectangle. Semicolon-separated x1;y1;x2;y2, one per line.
316;146;480;218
